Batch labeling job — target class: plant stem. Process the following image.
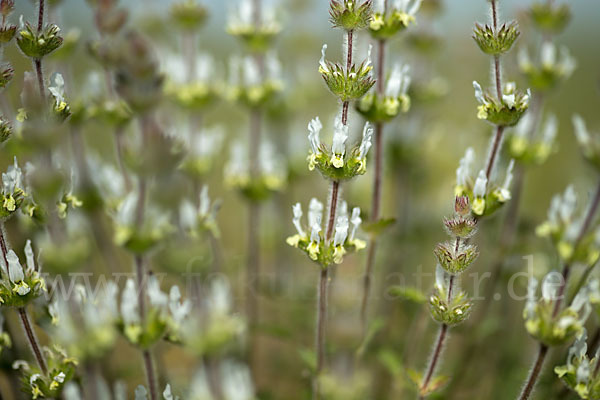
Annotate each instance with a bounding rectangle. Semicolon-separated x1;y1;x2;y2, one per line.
313;267;329;400
360;37;386;331
325;181;340;242
35;0;46;102
552;178;600;317
420;323;448;399
18;307;48;375
143;349;157;400
38;0;45;32
518;344;548;400
0;223;9;276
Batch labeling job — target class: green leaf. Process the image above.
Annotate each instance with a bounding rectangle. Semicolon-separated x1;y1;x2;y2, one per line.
387;285;427;304
298;348;317;373
362;217;396;236
356;317;385;358
377;348;403;377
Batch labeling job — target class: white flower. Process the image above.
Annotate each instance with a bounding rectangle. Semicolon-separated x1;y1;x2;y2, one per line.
265;51;281;82
24;240;35;275
364;44;373;71
518;47;532;70
48;72;66;106
385;63;411;98
559;185;577;223
54;371;66;383
350;207;362;240
435;264;448;291
576;359;590;384
473;170;487;199
541;42;556;68
394;0;422;15
456;148;475;188
169;286;191;326
572;115;591;147
148;277;168;308
559;46;577;77
121;279;139;325
358;122;373;159
541;271;562;301
308;117;323;154
310;223;321;244
338;201;348;220
333;216;349;247
568;329;588;369
498;160;515;201
221;361;255;400
116;193;138;227
242;56;261;87
189;368;212;399
502;93;516;108
30;373;41;385
63;383;83;400
135;385;148;400
292;203;305;237
207;277;233;316
7;250;23;283
319;44;329;74
331;113;349;168
473;81;485;104
541;114;558;146
199;186;211;218
2;157;23;196
163;384;180;400
308;198;323;228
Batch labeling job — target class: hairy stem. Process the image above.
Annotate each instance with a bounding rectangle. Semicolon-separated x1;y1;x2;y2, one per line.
325;181;340;242
143;349;158;400
360;37;386;330
518;344;548;400
313;268;329;400
18;307;48;375
420;323;448;399
34;59;45;103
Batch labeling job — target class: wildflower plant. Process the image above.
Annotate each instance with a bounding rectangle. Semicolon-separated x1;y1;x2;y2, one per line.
368;0;421;39
555;329;600;399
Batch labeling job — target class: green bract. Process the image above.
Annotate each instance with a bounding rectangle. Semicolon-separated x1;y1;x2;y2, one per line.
472;21;520;55
319;55;375;102
434;242;479;275
529;2;571;34
229;80;282;109
356;92;410;122
329;0;372;30
474;81;530;127
166;81;220;110
17;23;63;59
15;346;77;400
308;145;368;181
171;0;208;31
287;232;366;268
225;174;285;203
454;183;510;218
0;24;16;43
429;284;472;326
524;300;585;347
0;117;11;143
505;134;554;165
555;331;600;400
0;65;13;88
118;307;168;349
369;10;414;39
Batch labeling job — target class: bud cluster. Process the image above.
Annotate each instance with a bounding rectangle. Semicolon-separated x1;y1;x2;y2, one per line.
0;157;27;218
15;346;77;399
524;273;591;347
286;198;366;267
319;44;375;102
165;54;220;111
473;81;531;127
307;113;373;181
454;148;514;217
17;21;64;59
505;113;557;165
228;53;283;108
227;0;281;52
536;186;600;264
555;329;600;399
356;63;411;122
225;141;286;202
572;115;600;172
0;240;46;307
329;0;373;31
170;0;208;31
429;267;472;326
529;1;571;35
472;21;520;56
519;43;576;91
369;0;422;40
179;185;222;238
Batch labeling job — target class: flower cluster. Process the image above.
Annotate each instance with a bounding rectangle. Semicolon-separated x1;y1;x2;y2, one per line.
48;283;118;361
369;0;421;39
179;126;224;178
113;193;173;254
48;73;72;121
555;329;600;399
118;277;191;348
225;141;286;202
536;186;600;264
572;115;600;172
319;44;375;102
227;0;281;52
454;148;514;216
14;346;77;400
473;81;530;127
524;273;591;347
228;52;283;108
429;264;472;326
170;0;208;31
528;1;571;34
0;240;46;306
180;185;221;238
164;54;220;111
307;112;373;181
505;112;557;165
0;157;26;218
286;198;366;266
329;0;373;30
16;19;63;59
356;63;411;122
519;42;576;91
472;21;520;56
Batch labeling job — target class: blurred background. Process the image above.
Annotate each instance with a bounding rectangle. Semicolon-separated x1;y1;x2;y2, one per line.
0;0;599;399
